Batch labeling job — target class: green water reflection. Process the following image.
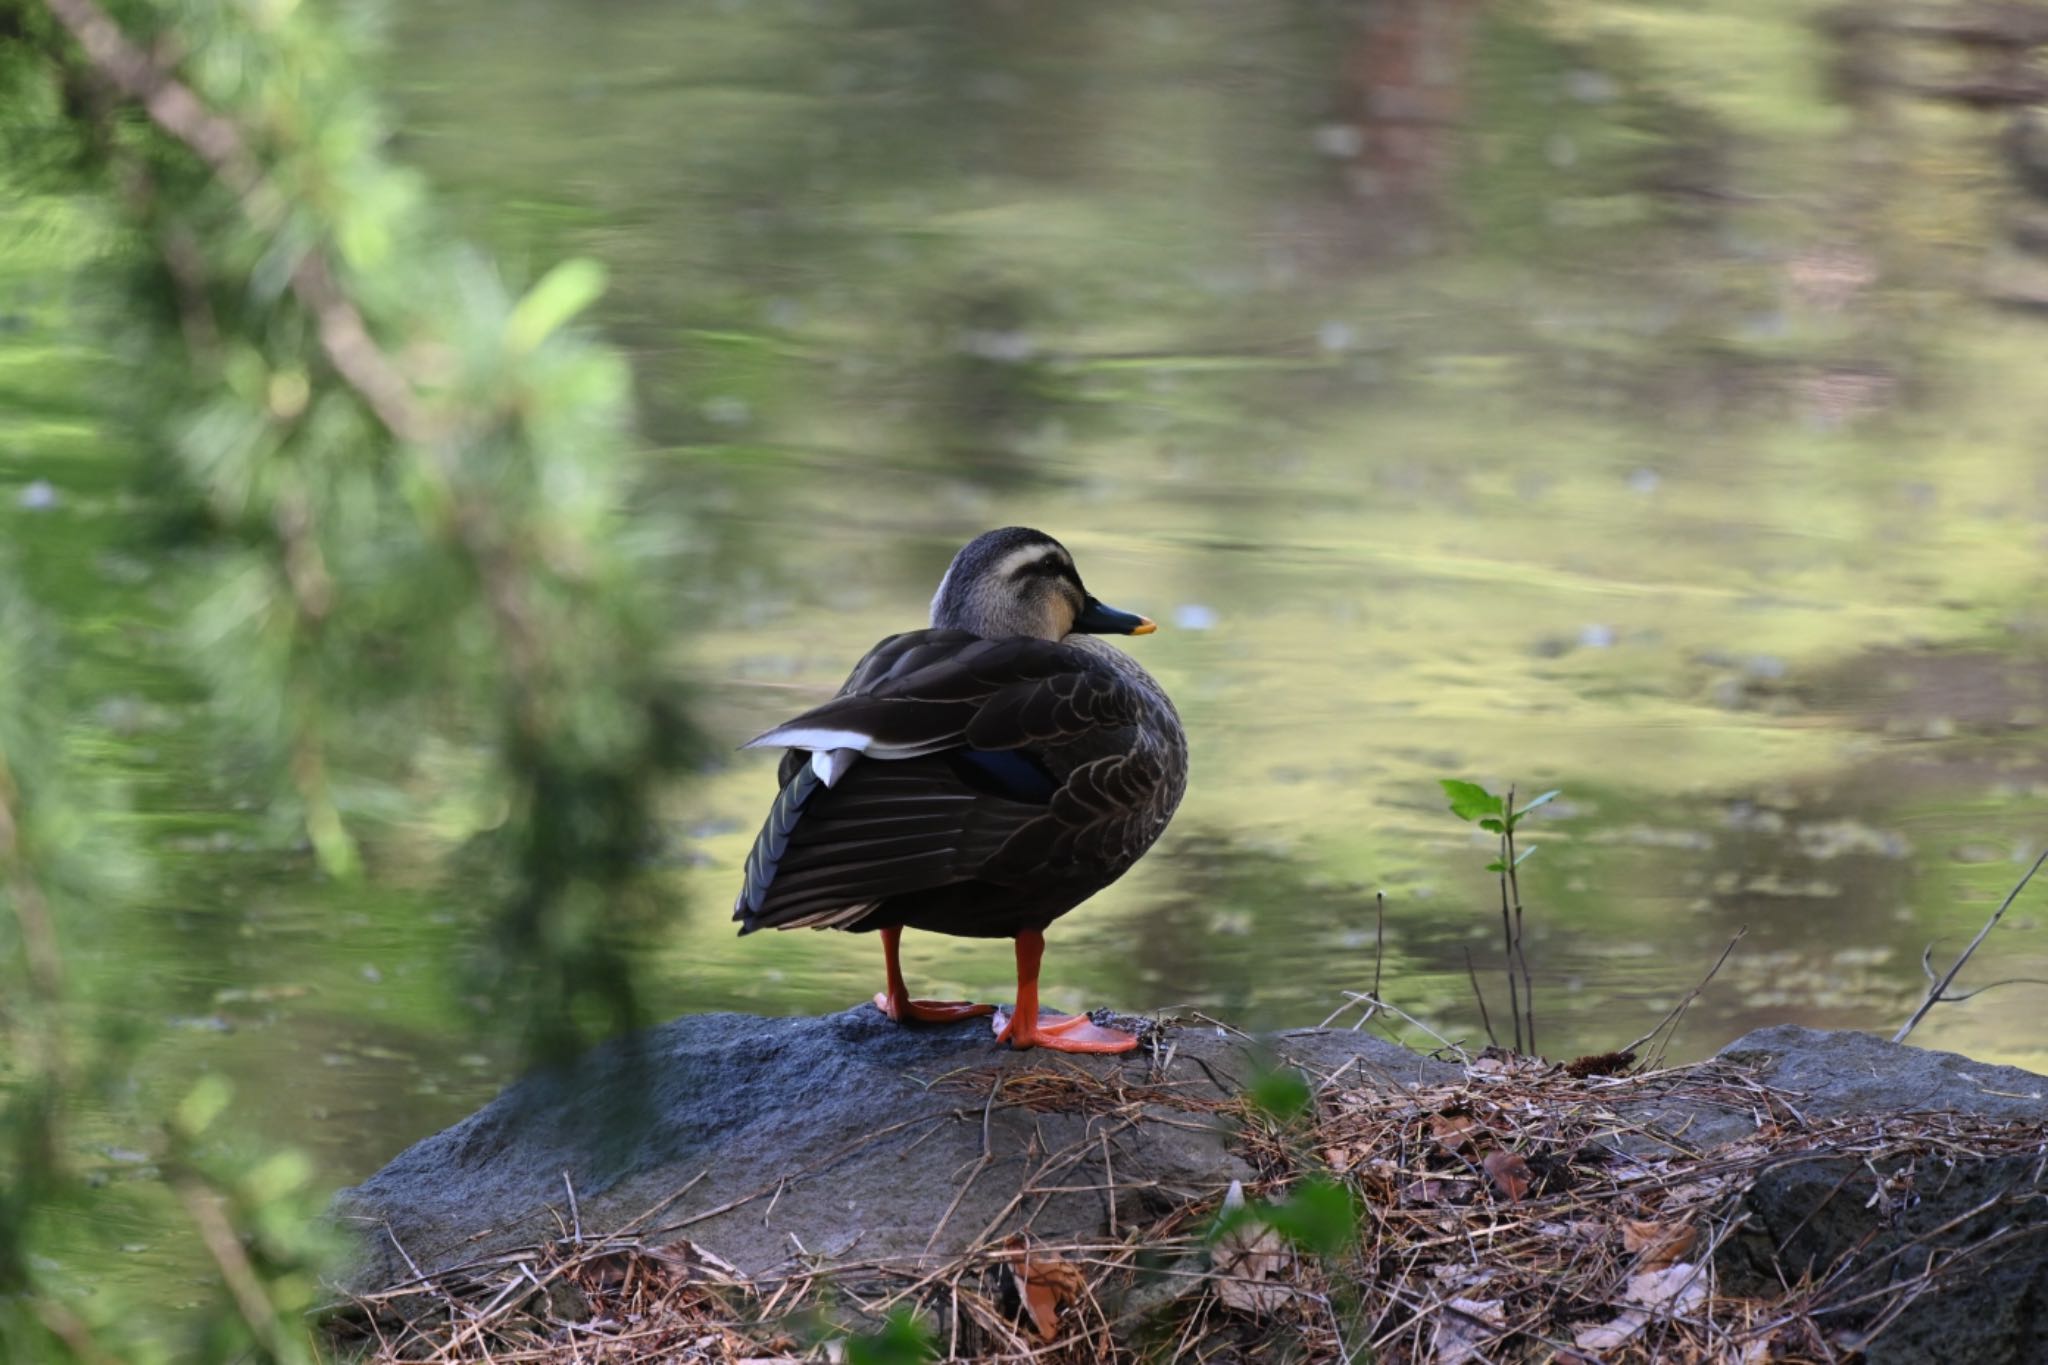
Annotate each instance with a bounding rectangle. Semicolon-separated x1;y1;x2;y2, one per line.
8;6;2048;1304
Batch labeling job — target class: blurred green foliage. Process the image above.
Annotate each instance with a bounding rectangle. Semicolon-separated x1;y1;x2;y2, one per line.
1211;1173;1362;1261
1252;1175;1363;1259
1245;1063;1315;1127
6;0;707;1038
0;568;144;1348
0;0;699;1355
164;1075;342;1365
844;1309;940;1365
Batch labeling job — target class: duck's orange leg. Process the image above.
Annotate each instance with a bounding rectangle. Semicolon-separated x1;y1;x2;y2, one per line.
873;925;995;1024
992;929;1138;1054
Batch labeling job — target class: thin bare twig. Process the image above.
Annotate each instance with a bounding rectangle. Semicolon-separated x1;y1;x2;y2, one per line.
1933;975;2048;1003
1623;925;1748;1065
1462;947;1500;1050
1372;890;1385;1005
1897;844;2048;1043
1320;892;1390;1032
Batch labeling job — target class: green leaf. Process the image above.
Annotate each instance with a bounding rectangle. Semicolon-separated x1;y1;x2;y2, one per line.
507;257;608;354
1485;860;1505;872
1248;1066;1313;1123
1516;789;1562;819
846;1310;937;1365
1478;818;1504;834
1258;1175;1361;1256
176;1074;234;1137
1440;779;1500;823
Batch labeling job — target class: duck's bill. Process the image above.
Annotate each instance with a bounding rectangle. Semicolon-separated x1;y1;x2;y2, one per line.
1075;597;1157;635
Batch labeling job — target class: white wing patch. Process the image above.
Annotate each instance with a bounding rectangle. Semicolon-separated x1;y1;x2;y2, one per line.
747;722;958;763
744;725;874;753
810;747;860;787
745;724;868;787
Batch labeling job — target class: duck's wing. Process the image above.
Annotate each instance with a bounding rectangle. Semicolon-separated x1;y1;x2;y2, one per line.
732;632;1156;933
746;632;1128;763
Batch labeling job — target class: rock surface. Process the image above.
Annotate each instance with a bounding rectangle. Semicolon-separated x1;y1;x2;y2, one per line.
1717;1023;2048;1121
334;1013;2048;1363
1709;1026;2048;1365
334;1007;1452;1289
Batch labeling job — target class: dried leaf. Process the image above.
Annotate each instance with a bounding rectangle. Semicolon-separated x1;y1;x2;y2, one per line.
1428;1113;1478;1152
1430;1296;1504;1365
1005;1237;1086;1342
1573;1310;1648;1353
646;1238;743;1281
1321;1144;1363;1173
1621;1218;1697;1269
1624;1261;1707;1314
1663;1179;1728;1207
1572;1261;1707;1352
1400;1176;1459;1205
1212;1179;1291;1314
1482;1150;1533;1201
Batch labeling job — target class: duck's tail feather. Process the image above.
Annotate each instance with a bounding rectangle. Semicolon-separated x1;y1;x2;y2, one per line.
733;761;823;934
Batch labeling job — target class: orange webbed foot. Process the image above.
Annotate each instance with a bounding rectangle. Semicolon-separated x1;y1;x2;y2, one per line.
874;992;997;1025
992;1005;1139;1054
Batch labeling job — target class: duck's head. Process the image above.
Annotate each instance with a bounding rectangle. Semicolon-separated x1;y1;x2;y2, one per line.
930;527;1157;642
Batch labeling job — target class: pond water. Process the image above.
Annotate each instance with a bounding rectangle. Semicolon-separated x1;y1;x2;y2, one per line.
11;0;2048;1319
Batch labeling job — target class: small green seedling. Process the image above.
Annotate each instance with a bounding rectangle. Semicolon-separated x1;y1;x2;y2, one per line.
1440;780;1560;1055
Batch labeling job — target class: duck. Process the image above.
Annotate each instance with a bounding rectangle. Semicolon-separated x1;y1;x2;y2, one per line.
733;527;1187;1053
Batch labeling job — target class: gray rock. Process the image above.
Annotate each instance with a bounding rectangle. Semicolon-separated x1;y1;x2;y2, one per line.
1708;1026;2048;1365
333;1007;1438;1289
1716;1023;2048;1121
334;1013;2048;1363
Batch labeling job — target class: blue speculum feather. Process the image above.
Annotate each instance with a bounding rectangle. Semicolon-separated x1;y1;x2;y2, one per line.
947;747;1057;802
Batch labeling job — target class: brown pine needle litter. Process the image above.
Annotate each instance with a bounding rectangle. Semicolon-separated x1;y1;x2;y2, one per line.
327;1050;2048;1363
